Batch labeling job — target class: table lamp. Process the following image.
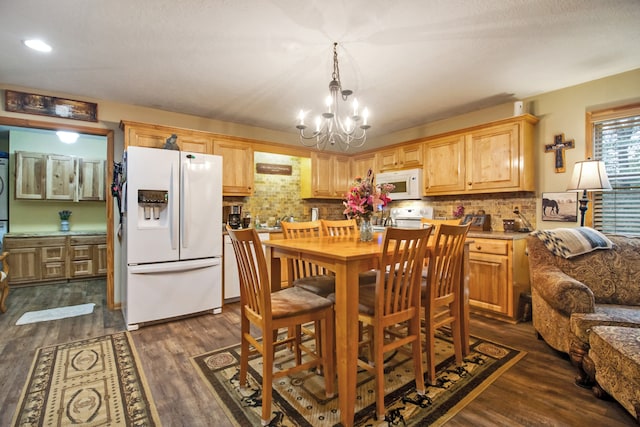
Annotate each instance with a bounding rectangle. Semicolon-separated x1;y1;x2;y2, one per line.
566;158;612;226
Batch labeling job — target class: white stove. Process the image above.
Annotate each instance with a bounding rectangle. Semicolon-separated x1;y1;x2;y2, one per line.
390;205;434;229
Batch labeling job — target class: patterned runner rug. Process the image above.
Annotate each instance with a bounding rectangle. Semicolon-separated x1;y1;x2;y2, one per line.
12;332;161;426
191;330;525;426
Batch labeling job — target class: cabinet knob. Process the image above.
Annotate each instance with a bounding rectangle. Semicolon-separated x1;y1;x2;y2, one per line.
468;182;472;186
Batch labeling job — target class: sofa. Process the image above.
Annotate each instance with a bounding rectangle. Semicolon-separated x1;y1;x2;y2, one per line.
526;228;640;416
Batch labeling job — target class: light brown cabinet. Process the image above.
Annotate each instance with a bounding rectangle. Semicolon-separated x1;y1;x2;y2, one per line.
377;142;423;171
16;151;105;202
121;121;212;153
468;236;529;323
4;233;107;285
304;152;351;199
15;151;45;199
424;115;538;195
350;152;377;179
213;138;254;196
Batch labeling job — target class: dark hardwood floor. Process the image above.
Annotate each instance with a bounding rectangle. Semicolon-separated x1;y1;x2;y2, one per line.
0;281;635;426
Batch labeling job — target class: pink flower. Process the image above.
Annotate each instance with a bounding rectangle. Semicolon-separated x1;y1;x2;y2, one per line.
343;169;394;220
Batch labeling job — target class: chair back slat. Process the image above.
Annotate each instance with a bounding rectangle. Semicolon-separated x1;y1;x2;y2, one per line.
227;227;271;320
321;219;358;237
378;227;432;317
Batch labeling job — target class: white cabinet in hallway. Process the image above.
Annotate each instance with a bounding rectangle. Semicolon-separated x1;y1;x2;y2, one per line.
223;232;269;302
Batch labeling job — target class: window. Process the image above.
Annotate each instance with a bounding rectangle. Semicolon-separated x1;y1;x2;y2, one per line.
588;105;640;235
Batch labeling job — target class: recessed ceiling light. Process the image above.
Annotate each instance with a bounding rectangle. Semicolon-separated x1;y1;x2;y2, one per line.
23;39;52;52
56;131;79;144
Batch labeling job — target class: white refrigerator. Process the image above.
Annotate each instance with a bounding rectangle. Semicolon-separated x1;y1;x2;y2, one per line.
122;146;223;330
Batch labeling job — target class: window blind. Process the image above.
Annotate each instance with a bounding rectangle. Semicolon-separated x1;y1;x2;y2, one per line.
592;113;640;235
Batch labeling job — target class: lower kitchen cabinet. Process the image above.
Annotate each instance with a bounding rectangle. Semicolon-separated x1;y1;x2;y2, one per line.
467;235;529;323
4;233;107;285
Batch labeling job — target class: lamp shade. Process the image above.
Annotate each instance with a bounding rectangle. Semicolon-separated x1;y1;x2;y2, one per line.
567;159;612;191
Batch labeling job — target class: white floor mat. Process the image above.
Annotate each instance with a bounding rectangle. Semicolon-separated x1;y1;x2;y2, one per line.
16;303;96;325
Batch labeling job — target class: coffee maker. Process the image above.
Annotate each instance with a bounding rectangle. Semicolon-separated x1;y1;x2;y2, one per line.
227;205;242;229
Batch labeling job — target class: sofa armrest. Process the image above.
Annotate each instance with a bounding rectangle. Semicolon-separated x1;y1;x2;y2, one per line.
531;266;596;316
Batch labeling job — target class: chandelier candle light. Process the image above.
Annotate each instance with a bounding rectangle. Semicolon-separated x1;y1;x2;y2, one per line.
297;42;370;151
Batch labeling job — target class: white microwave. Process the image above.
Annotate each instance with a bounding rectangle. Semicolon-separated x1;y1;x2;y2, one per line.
376;168;423;200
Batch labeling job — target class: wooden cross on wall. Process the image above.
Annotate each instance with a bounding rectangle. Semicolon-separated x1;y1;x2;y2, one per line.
545;133;575;173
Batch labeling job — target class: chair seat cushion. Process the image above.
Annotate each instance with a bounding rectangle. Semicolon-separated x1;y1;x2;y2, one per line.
271;287;333;319
293;275;336;297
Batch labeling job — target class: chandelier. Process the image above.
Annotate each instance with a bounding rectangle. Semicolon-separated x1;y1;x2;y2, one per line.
296;42;370;151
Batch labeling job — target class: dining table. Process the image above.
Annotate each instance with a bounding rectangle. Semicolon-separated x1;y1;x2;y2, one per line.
262;231;471;427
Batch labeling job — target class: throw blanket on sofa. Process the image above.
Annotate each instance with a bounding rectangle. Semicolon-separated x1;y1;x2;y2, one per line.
532;227;613;258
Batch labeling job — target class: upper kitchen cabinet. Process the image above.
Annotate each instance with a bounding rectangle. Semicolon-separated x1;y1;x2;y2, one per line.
303;152;351;199
377;142;423;172
120;120;213;153
78;158;106;201
424;114;538;195
46;154;77;200
15;151;45;199
351;152;377;179
213;138;254;196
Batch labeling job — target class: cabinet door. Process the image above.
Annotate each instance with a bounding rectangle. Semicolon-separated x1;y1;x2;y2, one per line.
78;158;105;201
333;154;351;197
377;148;399;171
6;247;40;283
424;135;466;194
351;153;376;179
468;252;510;315
466;123;520;191
213;139;254;196
46;154;77;200
400;143;423;168
15;151;45;199
310;152;334;198
96;244;108;275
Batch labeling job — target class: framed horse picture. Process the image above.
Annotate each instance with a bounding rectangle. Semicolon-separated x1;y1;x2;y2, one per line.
542;192;578;222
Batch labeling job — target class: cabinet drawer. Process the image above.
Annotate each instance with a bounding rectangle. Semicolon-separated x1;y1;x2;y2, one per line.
5;236;67;249
70;235;106;245
42;246;66;262
42;262;66;279
71;245;92;260
469;239;509;256
71;260;94;277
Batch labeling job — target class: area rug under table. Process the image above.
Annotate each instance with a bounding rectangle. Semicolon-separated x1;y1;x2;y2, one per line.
192;331;526;426
12;331;161;426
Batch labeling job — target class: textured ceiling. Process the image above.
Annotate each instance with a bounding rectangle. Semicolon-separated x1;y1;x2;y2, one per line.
1;0;639;139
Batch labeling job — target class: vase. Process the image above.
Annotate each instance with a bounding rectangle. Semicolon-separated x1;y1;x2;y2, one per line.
60;220;70;232
359;218;373;242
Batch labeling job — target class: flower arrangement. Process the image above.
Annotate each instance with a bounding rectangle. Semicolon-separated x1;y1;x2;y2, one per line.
343;169;395;220
452;204;465;219
59;210;72;220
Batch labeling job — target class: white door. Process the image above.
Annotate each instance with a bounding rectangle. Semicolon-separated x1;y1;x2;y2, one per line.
180;152;223;260
126;146;180;265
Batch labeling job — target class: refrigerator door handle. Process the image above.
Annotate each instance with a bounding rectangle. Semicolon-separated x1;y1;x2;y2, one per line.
181;160;190;249
129;258;221;274
170;163;178;250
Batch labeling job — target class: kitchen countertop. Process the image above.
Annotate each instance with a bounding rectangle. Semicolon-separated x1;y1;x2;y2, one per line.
5;230;107;238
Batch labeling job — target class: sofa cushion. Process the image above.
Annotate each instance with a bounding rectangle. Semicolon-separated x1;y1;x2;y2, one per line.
570;305;640;344
531;227;613;259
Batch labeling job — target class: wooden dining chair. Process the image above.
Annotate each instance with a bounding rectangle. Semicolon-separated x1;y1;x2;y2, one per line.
280;221;335;296
0;252;9;313
349;227;432;420
226;227;335;425
421;223;470;385
321;218;377;285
